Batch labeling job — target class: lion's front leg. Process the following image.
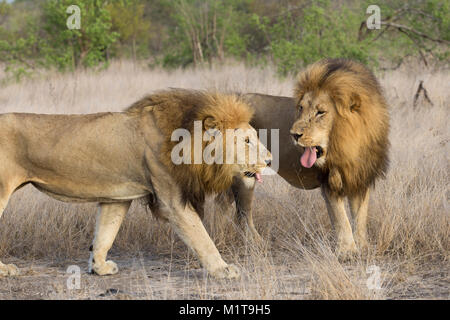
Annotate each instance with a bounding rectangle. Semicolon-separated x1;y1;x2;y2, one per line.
89;201;131;276
349;188;370;251
159;199;240;279
321;187;357;260
231;177;262;242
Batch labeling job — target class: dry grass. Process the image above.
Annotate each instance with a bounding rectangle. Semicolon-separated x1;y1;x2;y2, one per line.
0;61;448;299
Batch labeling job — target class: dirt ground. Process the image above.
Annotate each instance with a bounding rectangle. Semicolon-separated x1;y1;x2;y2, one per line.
0;254;447;300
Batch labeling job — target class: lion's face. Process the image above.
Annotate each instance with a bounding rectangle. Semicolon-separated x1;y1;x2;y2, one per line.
290;91;336;168
225;122;272;182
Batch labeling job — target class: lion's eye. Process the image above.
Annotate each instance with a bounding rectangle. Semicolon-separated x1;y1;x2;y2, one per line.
245;137;250;144
316;110;326;116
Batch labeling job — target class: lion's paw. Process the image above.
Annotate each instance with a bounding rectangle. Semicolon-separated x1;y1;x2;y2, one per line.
92;260;119;276
336;242;358;262
355;234;369;254
0;263;20;277
247;226;264;244
210;264;240;279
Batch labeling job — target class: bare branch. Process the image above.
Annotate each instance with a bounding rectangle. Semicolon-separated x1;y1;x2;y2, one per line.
397;28;428;66
379;54;411;71
380;21;450;44
413;80;434;108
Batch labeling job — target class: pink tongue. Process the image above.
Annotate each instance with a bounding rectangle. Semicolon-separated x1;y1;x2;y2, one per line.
255;173;263;183
300;147;317;168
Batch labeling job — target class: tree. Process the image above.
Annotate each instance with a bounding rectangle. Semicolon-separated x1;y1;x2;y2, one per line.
252;0;374;75
107;0;151;61
1;0;448;78
169;0;236;66
0;1;41;80
358;0;450;68
41;0;118;70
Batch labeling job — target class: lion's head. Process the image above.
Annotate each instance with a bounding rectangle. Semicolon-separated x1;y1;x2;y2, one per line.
128;89;271;209
290;59;389;195
196;93;272;184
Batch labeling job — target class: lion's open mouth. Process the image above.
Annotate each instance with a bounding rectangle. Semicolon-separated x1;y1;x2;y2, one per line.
300;146;323;168
316;146;324;158
244;171;263;183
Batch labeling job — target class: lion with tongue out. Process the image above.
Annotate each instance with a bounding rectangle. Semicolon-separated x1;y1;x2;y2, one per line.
290;59;390;258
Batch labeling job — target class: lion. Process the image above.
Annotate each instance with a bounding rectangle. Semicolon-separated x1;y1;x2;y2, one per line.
0;89;271;278
289;58;389;257
227;59;389;259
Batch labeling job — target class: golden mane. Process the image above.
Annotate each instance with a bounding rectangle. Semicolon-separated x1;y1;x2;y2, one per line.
295;59;390;196
126;89;254;211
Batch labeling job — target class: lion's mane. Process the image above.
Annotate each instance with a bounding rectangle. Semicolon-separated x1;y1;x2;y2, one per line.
127;89;254;210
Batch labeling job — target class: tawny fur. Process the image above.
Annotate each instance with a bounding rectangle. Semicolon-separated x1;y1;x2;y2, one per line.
294;59;390;196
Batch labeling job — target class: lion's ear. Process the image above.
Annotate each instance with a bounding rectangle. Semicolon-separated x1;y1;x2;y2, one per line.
204;116;217;130
204;117;216;130
349;94;361;113
203;117;221;140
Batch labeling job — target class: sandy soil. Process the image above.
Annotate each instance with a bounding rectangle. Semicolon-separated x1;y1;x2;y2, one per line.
1;254;447;300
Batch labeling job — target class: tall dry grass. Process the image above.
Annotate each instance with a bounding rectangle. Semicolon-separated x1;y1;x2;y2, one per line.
0;61;448;299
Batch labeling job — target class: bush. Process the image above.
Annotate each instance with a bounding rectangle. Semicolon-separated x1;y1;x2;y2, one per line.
42;0;118;70
0;0;118;79
0;0;448;79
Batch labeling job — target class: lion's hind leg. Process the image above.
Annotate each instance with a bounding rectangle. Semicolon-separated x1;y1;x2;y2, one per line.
89;201;131;276
0;180;24;277
0;194;20;275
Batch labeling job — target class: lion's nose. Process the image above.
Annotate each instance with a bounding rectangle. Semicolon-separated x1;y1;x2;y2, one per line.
265;159;271;166
291;133;303;141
